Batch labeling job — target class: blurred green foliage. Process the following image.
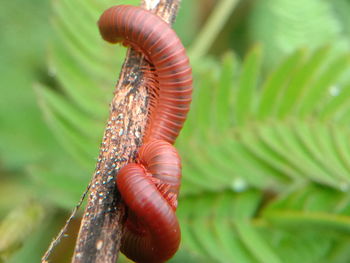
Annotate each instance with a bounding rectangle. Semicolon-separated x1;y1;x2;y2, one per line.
2;0;350;262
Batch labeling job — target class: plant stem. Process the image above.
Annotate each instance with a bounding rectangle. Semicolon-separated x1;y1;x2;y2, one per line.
189;0;239;61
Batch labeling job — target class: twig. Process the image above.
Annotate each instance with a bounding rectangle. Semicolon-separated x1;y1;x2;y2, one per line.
41;183;90;263
189;0;239;60
68;1;181;263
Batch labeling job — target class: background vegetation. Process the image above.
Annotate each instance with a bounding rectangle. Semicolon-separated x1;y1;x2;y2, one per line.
1;0;350;262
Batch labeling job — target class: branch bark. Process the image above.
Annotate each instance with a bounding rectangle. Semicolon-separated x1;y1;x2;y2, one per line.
71;1;181;262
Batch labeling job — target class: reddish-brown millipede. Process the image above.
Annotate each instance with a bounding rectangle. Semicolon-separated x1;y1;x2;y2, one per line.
98;4;192;263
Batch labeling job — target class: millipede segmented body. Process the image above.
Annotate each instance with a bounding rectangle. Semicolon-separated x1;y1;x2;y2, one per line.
98;5;192;263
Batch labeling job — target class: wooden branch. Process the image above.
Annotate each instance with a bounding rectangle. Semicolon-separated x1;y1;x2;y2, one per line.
71;1;181;263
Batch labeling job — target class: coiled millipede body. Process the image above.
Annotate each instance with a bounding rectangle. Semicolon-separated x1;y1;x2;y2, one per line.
98;5;192;263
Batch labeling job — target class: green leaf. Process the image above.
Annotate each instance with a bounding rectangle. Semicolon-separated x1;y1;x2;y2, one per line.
234;45;262;125
236;221;282;263
36;84;98;169
0;203;45;262
35;84;104;140
297;54;350;117
180;47;350;196
249;0;350;67
276;46;331;118
256;49;305;119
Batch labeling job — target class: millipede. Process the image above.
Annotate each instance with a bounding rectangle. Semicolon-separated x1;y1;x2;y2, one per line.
98;4;192;263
